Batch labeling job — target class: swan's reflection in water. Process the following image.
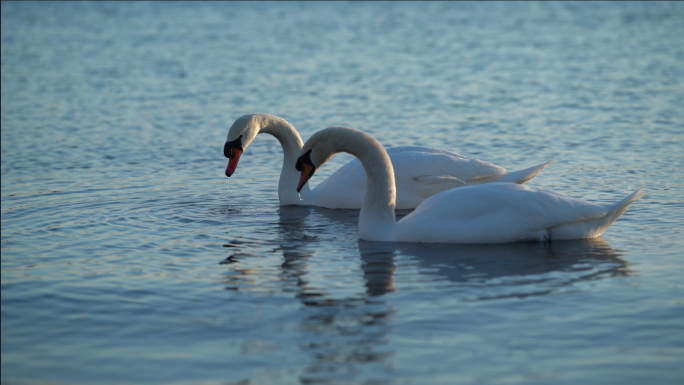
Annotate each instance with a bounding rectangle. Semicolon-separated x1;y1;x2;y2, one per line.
282;206;629;299
265;206;630;379
358;238;628;301
275;206;396;380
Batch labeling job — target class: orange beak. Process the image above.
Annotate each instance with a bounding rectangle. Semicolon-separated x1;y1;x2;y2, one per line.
297;163;314;192
225;148;242;177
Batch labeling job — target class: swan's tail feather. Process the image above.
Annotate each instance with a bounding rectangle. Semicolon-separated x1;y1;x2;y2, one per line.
605;188;645;223
470;161;553;185
550;188;645;240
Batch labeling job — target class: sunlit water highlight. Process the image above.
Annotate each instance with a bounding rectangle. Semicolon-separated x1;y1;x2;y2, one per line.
2;2;683;384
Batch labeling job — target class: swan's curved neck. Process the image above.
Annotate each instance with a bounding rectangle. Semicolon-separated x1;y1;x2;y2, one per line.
327;129;397;237
257;116;311;204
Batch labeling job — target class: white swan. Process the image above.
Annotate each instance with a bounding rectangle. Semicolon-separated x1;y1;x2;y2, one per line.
295;127;645;243
224;114;552;209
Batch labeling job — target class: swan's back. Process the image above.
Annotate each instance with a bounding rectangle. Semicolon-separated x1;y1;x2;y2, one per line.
391;183;614;244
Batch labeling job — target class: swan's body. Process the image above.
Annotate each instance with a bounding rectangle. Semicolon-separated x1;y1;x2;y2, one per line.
296;127;644;244
224;114;551;209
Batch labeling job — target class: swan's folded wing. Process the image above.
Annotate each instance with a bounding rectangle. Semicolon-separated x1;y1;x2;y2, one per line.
395;183;609;243
467;161;553;185
390;151;507;184
402;175;468;208
386;151;507;208
413;175;466;186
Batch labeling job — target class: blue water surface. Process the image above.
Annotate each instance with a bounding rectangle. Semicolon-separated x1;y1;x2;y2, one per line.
2;2;683;384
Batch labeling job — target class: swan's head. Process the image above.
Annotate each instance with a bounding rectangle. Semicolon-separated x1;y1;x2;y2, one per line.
224;114;262;177
295;127;350;192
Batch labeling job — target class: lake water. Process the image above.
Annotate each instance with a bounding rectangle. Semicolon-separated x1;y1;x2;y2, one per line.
2;2;683;384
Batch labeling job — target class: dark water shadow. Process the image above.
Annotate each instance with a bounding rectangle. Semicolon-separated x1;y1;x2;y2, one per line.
358;238;629;301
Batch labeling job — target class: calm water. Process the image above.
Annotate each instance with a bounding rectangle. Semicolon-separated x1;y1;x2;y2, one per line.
2;2;684;384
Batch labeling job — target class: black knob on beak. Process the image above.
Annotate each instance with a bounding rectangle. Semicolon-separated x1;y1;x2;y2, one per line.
224;135;244;158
